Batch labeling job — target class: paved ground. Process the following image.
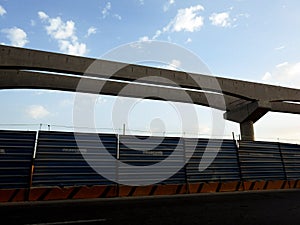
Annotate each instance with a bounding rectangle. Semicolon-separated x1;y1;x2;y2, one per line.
1;189;300;225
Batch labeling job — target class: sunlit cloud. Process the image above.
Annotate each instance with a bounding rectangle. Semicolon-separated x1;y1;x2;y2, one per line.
1;27;29;47
38;11;87;56
0;5;6;16
26;105;50;119
209;12;231;27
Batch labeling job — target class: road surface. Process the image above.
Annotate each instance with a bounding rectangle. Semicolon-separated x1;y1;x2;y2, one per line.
1;189;300;225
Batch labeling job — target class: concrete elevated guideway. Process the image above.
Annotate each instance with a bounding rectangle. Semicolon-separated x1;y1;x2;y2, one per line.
1;44;300;140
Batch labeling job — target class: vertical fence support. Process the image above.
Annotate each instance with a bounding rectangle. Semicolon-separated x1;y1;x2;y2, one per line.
183;138;189;194
26;130;39;201
234;139;244;191
278;142;288;181
116;134;120;197
122;124;126;136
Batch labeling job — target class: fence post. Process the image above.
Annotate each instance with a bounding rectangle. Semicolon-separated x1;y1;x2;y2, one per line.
183;138;189;194
233;138;244;191
26;130;39;201
278;142;288;181
116;134;120;196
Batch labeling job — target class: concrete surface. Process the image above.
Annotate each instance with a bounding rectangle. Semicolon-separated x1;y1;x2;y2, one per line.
1;189;300;225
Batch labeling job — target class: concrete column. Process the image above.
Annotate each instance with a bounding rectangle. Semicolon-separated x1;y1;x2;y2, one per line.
240;120;254;141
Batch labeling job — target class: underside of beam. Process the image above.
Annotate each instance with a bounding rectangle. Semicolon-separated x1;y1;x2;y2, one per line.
223;101;270;123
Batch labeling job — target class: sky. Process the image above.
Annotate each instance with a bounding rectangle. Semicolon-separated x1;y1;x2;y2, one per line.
0;0;300;143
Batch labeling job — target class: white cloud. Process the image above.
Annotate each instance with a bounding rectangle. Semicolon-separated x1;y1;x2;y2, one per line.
102;2;111;18
139;36;150;42
38;11;48;20
86;26;97;37
163;0;175;12
26;105;50;119
101;2;121;20
0;5;6;16
170;59;181;67
276;61;288;68
152;30;162;39
275;45;285;51
38;11;87;56
185;37;192;43
1;27;29;47
59;40;87;56
45;17;75;39
262;62;300;88
235;13;250;19
142;5;204;41
163;5;204;32
164;59;181;70
262;72;272;81
139;0;144;5
114;14;122;20
209;12;231;27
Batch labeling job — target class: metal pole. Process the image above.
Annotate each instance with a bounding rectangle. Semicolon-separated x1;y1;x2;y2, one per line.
116;134;120;196
183;138;189;194
123;124;125;136
277;141;287;181
117;134;120;160
233;135;244;190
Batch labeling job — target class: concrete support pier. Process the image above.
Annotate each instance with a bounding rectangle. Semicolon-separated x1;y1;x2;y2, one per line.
240;120;255;141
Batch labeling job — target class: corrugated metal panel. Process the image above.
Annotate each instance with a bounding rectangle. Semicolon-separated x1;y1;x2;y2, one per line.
280;142;300;180
32;131;117;187
118;135;185;185
0;130;36;188
186;139;240;182
238;141;285;181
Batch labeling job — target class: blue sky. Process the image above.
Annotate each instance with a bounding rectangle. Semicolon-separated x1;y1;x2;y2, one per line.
0;0;300;142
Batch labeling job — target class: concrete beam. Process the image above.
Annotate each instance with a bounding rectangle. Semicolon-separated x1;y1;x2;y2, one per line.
271;102;300;115
0;70;242;111
223;101;271;123
2;45;300;103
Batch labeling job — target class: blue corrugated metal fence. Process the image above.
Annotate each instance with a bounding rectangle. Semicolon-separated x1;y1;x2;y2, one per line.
0;130;36;188
1;129;300;191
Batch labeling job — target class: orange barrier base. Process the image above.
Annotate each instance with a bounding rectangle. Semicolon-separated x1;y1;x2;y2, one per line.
29;185;117;201
1;180;300;202
119;184;187;197
0;189;27;202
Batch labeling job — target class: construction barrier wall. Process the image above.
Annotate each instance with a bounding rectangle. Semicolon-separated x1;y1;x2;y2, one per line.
186;139;240;183
32;131;117;187
0;130;300;202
